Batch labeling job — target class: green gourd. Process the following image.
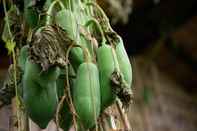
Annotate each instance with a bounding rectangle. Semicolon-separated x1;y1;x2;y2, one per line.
97;44;119;110
73;62;100;129
55;9;77;40
23;59;60;129
69;47;84;72
55;9;84;71
69;34;94;71
115;36;132;87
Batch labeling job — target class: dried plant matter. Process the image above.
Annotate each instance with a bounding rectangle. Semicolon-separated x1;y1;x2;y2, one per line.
29;26;71;71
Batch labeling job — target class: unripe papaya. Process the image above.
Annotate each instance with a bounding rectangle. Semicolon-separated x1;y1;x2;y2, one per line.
23;59;60;129
69;47;84;72
69;35;94;72
55;9;85;72
97;44;119;110
38;66;61;86
55;9;77;40
73;62;100;129
115;36;132;87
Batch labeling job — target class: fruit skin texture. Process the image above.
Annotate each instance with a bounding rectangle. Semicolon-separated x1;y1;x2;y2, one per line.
97;44;118;110
23;59;60;129
55;9;77;40
115;36;132;87
69;47;84;72
55;9;85;72
73;62;100;129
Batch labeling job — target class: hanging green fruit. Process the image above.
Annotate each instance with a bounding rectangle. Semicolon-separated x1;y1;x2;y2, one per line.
97;43;119;110
55;9;77;40
23;59;60;129
73;61;101;129
115;35;132;88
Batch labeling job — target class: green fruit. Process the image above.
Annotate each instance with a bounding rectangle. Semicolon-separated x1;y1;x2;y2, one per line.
73;62;100;129
55;9;85;71
69;47;84;72
23;59;60;129
55;9;77;40
97;44;118;110
115;36;132;87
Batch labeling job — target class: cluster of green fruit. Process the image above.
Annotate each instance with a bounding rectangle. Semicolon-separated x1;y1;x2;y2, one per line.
9;0;133;130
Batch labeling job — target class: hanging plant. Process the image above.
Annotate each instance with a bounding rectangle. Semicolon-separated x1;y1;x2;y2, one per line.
0;0;133;130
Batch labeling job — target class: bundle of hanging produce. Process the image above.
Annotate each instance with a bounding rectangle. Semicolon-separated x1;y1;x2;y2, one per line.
1;0;133;130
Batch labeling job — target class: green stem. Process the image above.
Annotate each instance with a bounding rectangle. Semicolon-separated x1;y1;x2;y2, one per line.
87;0;92;16
85;18;106;46
88;0;94;15
46;0;65;25
63;0;79;11
3;0;12;38
65;44;78;131
86;2;114;32
74;0;82;12
66;43;91;63
68;0;73;11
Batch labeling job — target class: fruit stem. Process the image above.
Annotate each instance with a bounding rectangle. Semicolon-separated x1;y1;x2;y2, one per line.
85;18;106;46
46;0;65;25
